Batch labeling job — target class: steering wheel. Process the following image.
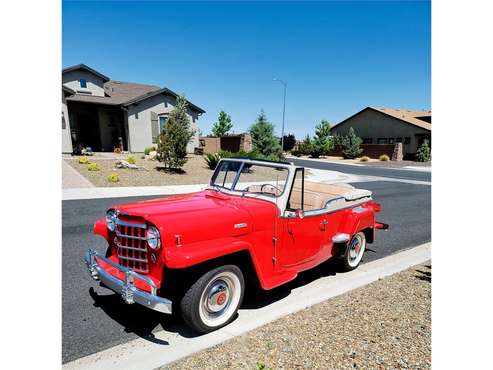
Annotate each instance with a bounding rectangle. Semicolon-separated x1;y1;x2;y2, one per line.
260;183;282;195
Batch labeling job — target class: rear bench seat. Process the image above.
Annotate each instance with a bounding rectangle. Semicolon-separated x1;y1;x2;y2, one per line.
289;181;371;211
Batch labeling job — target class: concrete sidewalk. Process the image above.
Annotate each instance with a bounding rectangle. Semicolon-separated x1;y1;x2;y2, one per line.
63;243;431;370
62;160;94;189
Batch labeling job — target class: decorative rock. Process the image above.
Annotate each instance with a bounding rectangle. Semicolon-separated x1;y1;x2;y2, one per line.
149;151;158;160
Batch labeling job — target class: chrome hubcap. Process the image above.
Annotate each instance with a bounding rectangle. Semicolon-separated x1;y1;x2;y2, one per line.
206;281;230;313
199;271;241;327
349;238;361;260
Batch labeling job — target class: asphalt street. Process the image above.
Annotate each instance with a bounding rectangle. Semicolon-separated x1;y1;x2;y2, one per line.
289;158;431;182
62;163;431;364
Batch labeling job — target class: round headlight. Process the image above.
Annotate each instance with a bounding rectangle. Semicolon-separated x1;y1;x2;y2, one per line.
106;210;117;232
146;225;161;250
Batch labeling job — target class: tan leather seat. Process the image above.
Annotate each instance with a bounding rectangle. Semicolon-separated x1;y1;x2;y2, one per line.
289;181;364;210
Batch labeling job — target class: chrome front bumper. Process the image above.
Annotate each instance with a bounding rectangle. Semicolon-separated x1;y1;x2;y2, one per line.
84;249;172;314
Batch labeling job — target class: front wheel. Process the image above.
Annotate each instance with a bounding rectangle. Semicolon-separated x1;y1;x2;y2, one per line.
340;232;366;272
180;265;244;334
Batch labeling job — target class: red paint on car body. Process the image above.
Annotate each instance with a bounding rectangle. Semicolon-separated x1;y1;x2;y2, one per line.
94;188;385;292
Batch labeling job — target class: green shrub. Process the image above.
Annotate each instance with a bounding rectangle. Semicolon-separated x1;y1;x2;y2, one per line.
88;163;101;171
340;127;363;159
127;155;136;164
360;156;370;162
379;154;390;161
107;172;119;182
79;156;90;164
416;140;431;162
156;95;195;170
144;146;156;155
290;150;302;157
218;150;233;158
204;153;222;170
249;111;281;159
297;135;313;156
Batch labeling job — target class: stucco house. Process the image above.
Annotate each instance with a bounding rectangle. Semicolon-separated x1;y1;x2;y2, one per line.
330;107;431;159
61;64;205;153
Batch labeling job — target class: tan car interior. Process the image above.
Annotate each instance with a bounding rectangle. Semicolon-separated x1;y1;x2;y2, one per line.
244;181;371;211
289;181;369;211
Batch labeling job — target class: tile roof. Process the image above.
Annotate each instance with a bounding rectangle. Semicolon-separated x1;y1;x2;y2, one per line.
64;79;205;113
332;107;431;131
62;64;110;82
104;81;161;104
370;107;431;131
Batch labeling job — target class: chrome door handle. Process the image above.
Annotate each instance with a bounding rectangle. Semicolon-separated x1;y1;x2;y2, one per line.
320;219;328;230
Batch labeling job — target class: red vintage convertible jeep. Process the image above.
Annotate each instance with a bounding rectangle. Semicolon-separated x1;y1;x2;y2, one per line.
85;158;388;333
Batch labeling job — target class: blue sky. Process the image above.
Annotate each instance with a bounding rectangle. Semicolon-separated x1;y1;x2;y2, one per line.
63;1;430;138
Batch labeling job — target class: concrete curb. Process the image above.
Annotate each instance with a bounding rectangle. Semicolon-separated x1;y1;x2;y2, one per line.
62;184;208;201
63;243;431;370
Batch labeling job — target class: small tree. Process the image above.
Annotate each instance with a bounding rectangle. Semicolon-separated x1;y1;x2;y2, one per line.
282;133;296;151
340;127;363;159
416;139;431;162
156;95;195;170
310;120;334;158
249;111;281;158
211;111;233;137
298;134;313;155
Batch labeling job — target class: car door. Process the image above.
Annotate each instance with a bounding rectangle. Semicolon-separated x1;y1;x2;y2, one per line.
279;168;326;267
280;213;326;267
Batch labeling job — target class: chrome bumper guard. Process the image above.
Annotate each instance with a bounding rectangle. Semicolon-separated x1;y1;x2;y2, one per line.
84;249;172;314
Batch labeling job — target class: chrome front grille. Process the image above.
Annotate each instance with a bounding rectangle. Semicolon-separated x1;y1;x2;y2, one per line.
116;219;149;273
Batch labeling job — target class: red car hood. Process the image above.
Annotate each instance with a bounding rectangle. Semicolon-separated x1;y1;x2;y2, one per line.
113;190;274;244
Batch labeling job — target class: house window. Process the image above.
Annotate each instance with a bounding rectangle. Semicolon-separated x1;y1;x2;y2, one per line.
79;79;87;88
389;138;395;144
159;115;168;132
396;137;403;143
377;138;388;144
404;137;411;144
363;138;373;144
135;112;139;119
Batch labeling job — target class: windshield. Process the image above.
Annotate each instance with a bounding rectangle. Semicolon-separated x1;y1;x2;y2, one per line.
211;160;289;197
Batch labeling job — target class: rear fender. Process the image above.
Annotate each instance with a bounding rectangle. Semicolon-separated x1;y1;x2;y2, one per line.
337;206;375;241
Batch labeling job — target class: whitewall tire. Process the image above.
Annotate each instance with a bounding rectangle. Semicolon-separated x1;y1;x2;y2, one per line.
180;265;244;333
341;232;366;271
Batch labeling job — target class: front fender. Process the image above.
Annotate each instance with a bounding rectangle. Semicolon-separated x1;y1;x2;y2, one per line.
94;218;108;239
163;238;253;268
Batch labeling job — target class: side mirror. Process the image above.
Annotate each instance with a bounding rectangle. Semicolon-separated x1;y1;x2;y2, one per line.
295;209;305;219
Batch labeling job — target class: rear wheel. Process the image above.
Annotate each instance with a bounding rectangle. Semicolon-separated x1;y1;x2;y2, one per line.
180;265;244;334
340;232;366;271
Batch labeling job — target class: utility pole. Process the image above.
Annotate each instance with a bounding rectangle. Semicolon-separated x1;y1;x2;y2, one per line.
273;78;286;156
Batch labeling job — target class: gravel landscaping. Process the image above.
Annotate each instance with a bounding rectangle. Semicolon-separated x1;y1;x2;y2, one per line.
65;155;215;187
163;263;431;370
65;155;294;188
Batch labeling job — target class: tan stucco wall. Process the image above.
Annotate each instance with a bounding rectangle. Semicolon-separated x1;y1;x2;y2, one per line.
126;94;200;152
62;93;73;153
331;109;430;154
62;70;106;97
